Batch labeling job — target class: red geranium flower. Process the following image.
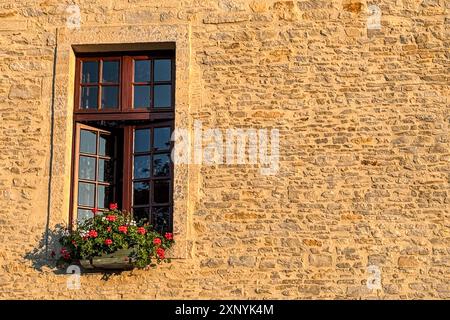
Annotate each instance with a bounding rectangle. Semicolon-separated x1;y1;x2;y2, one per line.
107;226;112;232
106;215;116;222
109;203;118;210
153;238;161;245
164;232;173;240
118;225;128;234
88;230;98;238
104;239;113;246
137;227;146;235
91;207;100;215
60;247;71;260
156;247;165;259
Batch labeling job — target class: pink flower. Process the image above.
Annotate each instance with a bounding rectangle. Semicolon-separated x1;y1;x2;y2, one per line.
104;239;113;246
118;225;128;234
137;227;146;235
88;230;98;238
109;203;118;210
153;238;161;245
156;248;165;259
164;232;173;240
106;215;116;222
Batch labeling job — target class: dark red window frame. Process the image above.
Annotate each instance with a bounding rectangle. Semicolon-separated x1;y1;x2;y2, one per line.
70;51;175;231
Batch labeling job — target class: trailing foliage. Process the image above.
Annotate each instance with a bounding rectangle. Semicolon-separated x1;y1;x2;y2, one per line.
56;204;174;268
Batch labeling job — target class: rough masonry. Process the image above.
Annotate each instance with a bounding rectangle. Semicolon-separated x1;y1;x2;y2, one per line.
0;0;449;299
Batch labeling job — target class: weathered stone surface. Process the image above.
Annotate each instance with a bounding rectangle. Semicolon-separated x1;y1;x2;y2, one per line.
309;254;333;268
228;255;257;267
398;256;419;268
8;84;40;100
0;0;448;300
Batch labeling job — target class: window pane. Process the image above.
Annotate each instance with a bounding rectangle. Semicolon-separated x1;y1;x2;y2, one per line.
153;127;171;151
133;85;150;108
78;182;95;207
101;86;119;109
154;59;171;82
97;185;112;209
151;207;170;234
134;155;150;179
133;182;150;206
80;130;97;154
81;86;98;109
134;60;151;82
77;209;93;225
99;134;114;156
102;61;119;83
134;129;150;153
153;180;170;204
82;61;98;83
98;159;113;182
153;154;170;177
133;207;149;224
154;84;172;108
79;156;96;180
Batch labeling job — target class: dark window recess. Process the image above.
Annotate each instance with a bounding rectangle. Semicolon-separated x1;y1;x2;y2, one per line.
71;51;174;234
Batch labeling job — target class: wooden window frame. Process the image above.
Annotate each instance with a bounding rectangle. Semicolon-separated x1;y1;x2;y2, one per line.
73;51;175;122
69;51;175;231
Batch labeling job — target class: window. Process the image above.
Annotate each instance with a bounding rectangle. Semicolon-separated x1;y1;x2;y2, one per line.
71;51;174;234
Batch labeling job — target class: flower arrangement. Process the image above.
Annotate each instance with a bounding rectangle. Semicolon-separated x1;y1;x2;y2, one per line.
56;203;174;269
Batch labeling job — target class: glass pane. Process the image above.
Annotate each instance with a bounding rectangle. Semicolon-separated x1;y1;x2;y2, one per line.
134;60;151;82
153;127;171;151
153;180;170;204
80;130;97;154
78;182;95;207
134;129;150;153
102;61;119;83
77;209;93;225
133;182;150;206
98;159;113;182
154;59;171;82
97;185;112;209
81;86;98;109
99;134;114;156
133;155;150;179
79;156;96;180
133;207;149;224
133;85;150;108
151;207;170;234
153;154;170;177
82;61;98;83
154;84;172;108
101;86;119;109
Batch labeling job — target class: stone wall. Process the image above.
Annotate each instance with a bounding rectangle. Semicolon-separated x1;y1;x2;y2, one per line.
0;0;448;299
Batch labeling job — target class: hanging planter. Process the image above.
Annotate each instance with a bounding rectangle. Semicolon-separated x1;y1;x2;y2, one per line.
55;203;174;272
79;248;135;270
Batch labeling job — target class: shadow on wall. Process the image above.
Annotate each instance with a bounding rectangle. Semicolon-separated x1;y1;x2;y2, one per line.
24;224;66;274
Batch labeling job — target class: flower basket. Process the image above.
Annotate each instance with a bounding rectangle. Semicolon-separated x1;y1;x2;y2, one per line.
55;203;174;271
79;248;135;270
